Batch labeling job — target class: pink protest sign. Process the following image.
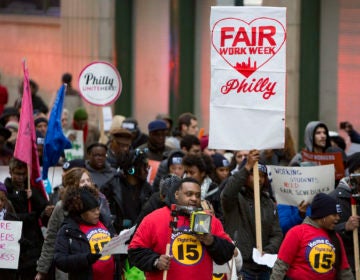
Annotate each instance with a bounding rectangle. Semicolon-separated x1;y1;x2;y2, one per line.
209;7;287;150
0;220;22;269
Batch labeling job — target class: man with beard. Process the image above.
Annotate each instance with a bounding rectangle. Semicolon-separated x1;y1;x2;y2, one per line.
128;177;234;280
289;121;332;166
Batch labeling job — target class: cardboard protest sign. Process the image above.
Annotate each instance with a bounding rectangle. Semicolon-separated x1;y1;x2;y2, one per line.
64;130;84;160
0;221;22;269
301;150;345;180
268;165;335;206
209;7;286;150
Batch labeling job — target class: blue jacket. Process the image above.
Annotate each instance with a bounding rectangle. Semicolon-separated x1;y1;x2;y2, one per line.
277;204;311;235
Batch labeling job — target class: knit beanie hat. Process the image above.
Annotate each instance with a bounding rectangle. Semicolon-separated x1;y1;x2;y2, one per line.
167;151;185;169
347;152;360;174
73;107;88;121
80;188;99;213
211;153;230;168
310;193;342;219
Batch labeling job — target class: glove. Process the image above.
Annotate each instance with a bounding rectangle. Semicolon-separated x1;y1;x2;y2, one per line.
87;253;102;264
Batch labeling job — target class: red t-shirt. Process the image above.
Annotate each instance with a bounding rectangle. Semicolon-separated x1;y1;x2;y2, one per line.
79;221;114;280
129;206;232;280
278;223;350;279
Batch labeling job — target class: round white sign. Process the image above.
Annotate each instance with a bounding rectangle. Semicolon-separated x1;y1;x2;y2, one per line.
78;61;122;106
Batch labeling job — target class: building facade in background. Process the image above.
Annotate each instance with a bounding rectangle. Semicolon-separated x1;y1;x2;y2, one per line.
0;0;359;150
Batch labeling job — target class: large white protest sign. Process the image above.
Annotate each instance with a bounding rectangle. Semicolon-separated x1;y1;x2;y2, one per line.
268;165;335;206
209;7;286;150
0;221;22;269
100;226;136;255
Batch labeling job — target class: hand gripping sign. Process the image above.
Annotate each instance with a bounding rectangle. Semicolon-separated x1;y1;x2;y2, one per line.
209;7;286;151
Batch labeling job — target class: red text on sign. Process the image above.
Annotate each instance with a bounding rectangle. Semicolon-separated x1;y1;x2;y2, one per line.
220;26;276;47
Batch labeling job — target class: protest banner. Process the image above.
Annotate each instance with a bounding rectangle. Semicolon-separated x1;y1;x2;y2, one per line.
210;6;286;256
0;221;22;269
301;150;345;180
209;6;286;150
267;164;335;206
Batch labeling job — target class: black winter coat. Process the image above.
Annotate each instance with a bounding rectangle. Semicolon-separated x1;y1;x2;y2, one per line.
101;173;152;233
221;167;283;273
4;177;48;270
54;217;94;280
329;177;359;272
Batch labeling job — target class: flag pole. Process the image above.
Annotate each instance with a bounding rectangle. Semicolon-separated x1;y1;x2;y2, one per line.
98;107;107;144
253;161;262;252
27;166;31;191
27;165;32;213
351;195;360;280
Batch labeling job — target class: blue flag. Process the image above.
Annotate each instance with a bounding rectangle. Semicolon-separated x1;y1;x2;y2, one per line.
42;84;72;179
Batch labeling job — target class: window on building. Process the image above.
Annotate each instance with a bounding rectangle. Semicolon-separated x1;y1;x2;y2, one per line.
0;0;60;16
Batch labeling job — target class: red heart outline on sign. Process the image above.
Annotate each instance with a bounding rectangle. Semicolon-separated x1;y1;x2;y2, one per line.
211;17;286;78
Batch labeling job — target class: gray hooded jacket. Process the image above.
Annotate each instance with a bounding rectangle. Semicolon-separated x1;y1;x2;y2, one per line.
289;121;331;166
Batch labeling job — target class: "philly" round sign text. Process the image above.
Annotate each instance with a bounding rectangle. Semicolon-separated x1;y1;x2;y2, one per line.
78;61;122;106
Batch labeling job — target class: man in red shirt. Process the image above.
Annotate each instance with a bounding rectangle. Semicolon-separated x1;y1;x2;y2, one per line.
128;177;234;280
271;193;353;280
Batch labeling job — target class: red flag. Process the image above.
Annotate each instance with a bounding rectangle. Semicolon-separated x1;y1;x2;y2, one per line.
14;61;47;199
